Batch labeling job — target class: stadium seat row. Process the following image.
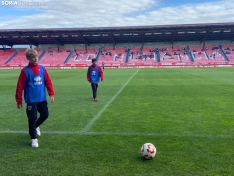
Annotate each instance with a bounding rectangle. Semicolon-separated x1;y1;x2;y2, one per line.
1;45;234;65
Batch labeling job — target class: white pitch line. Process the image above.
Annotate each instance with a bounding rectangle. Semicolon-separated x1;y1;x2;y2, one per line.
0;130;234;139
80;69;140;133
86;132;234;139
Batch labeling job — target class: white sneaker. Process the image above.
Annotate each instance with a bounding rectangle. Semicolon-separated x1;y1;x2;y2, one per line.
36;127;41;136
31;139;39;148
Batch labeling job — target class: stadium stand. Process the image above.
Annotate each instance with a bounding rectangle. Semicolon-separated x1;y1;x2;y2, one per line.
9;49;41;65
190;46;208;62
1;46;231;66
206;46;225;62
222;45;234;61
67;48;97;64
142;48;156;63
127;47;156;64
158;46;191;63
0;50;17;64
1;45;233;67
98;48;126;64
190;46;225;62
39;49;70;64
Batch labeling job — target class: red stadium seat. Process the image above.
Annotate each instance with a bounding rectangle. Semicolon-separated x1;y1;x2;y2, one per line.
127;48;156;64
8;49;41;65
99;48;126;64
67;48;97;64
39;49;70;65
1;45;230;66
0;50;17;64
159;46;191;64
190;46;225;62
190;46;208;62
222;45;234;61
9;50;28;65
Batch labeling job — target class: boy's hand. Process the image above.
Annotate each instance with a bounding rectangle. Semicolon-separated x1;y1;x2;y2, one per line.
50;96;54;103
101;80;104;82
17;104;22;109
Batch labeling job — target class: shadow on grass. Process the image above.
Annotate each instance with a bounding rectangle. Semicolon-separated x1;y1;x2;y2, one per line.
136;156;153;162
0;133;32;149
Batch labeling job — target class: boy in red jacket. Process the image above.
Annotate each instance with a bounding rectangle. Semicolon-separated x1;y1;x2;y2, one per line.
15;48;54;148
87;59;104;102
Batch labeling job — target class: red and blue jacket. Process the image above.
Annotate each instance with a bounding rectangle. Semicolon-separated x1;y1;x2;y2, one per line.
15;63;54;105
87;65;104;83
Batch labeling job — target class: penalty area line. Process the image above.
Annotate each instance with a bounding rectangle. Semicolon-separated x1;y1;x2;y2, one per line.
80;69;141;133
0;131;234;139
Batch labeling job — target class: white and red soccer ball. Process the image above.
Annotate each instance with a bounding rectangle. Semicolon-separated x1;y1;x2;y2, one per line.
141;143;156;159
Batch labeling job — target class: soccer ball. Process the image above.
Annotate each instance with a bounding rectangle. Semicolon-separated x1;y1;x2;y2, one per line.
141;143;156;159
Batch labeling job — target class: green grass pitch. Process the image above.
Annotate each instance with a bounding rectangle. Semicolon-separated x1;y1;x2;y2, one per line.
0;68;234;176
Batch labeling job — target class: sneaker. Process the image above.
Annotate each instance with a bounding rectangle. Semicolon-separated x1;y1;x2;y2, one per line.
94;98;98;102
36;127;41;136
31;139;39;148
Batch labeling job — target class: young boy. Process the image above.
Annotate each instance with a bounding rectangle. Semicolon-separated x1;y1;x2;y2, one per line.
87;58;104;102
15;48;54;148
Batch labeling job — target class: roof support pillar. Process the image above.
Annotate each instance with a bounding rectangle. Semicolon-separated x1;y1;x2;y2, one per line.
1;45;6;51
57;44;60;52
141;29;144;44
203;41;206;49
85;44;87;53
171;29;177;49
200;27;212;44
78;31;89;46
109;31;116;50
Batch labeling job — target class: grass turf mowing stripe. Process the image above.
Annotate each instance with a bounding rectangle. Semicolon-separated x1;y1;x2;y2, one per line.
1;130;234;139
80;69;140;133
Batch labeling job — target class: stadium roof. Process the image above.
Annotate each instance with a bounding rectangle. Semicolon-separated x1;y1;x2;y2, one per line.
0;22;234;47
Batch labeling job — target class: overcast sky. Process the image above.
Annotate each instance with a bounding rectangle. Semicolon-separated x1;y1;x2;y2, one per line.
0;0;233;28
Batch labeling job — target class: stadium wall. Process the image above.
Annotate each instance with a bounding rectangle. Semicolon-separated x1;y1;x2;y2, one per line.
1;62;234;69
1;65;234;69
38;44;86;49
205;40;233;45
37;40;233;50
89;43;114;48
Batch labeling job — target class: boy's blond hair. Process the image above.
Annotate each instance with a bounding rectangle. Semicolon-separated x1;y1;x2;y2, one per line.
25;48;38;60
